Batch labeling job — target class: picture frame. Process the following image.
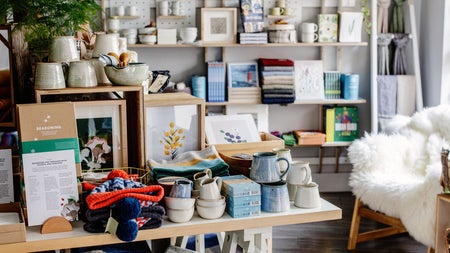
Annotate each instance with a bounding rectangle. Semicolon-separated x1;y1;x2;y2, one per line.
227;62;259;88
294;60;325;100
225;104;269;132
339;12;363;42
201;8;237;44
74;100;128;171
144;93;205;163
205;114;261;144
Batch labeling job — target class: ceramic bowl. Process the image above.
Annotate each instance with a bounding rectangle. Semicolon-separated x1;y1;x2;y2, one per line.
196;202;226;219
196;196;225;207
139;34;157;44
167;206;195;223
104;63;150;86
180;27;197;43
165;197;195;210
139;27;157;35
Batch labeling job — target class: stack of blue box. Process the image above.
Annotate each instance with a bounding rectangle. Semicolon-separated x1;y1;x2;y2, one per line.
221;175;261;218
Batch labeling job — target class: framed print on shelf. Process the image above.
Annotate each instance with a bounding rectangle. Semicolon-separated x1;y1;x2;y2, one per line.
74;100;128;171
227;62;259;88
294;60;325;100
225;104;269;132
205;114;261;145
144;93;205;163
201;8;237;44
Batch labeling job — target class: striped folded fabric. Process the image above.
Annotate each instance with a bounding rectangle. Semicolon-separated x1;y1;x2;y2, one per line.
148;146;230;182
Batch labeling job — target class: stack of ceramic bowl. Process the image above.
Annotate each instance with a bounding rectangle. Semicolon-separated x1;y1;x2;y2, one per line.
165;178;195;223
195;177;226;219
138;27;157;45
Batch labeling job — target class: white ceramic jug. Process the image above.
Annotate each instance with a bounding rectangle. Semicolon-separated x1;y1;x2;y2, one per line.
286;160;312;200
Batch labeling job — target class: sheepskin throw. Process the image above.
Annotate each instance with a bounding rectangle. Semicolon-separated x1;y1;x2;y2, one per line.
348;104;450;247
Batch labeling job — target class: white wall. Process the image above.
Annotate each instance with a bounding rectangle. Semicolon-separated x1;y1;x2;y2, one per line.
419;0;448;106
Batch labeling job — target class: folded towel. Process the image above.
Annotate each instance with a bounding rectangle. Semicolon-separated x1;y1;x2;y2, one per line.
258;58;294;67
148;146;229;182
396;75;416;116
377;75;397;117
261;70;294;77
262;84;295;90
262;96;295;104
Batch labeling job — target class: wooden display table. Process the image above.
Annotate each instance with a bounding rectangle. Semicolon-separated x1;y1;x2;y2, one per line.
0;199;341;252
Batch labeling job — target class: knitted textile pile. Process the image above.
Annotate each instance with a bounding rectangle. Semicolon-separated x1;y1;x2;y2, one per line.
81;169;165;242
258;58;295;104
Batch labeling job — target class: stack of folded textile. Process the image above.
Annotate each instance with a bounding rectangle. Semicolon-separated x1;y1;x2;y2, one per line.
80;169;165;242
258;58;295;104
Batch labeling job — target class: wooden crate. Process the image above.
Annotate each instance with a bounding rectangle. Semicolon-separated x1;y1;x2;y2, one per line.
211;132;284;157
0;202;25;244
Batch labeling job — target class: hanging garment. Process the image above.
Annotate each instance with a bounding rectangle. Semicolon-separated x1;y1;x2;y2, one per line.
377;0;391;34
392;33;410;75
391;0;406;33
377;34;393;75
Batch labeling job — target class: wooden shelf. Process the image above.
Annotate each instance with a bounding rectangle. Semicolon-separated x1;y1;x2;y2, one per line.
128;41;369;48
206;98;366;106
110;15;140;19
0;199;341;252
266;15;295;19
157;15;187;19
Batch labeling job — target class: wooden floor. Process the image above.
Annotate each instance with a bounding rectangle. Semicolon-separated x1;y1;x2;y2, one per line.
271;192;428;253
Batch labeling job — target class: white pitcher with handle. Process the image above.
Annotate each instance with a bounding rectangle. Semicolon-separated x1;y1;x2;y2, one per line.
287;160;312;200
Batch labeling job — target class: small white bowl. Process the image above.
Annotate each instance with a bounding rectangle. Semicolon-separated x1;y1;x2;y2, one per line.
165;197;195;210
196;196;225;207
167;206;195;223
139;34;157;44
196;202;226;219
139;27;156;35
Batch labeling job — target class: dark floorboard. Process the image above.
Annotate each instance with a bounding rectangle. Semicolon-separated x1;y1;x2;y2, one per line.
271;192;428;253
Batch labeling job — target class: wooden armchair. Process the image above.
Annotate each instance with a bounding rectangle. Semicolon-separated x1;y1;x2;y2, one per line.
346;105;450;252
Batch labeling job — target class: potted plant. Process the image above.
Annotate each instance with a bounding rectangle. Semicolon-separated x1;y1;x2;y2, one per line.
0;0;101;51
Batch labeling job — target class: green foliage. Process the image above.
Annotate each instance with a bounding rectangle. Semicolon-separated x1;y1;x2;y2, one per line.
2;0;101;50
360;0;372;35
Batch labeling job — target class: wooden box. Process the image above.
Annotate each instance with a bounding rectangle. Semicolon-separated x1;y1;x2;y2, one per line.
294;130;326;146
0;202;26;244
212;132;284;157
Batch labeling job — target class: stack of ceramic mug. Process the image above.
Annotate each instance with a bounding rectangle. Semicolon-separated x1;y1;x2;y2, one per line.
164;178;195;223
193;169;226;219
301;22;318;43
249;152;291;212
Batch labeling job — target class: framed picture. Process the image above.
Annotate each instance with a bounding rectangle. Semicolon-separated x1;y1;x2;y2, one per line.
74;100;128;171
294;60;325;100
225;104;269;132
339;12;363;42
227;62;259;88
205;114;261;144
145;93;205;163
201;8;237;44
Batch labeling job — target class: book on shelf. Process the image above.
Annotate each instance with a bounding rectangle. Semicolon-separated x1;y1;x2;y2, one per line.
324;106;359;142
207;61;226;102
318;14;338;43
323;71;341;99
239;0;264;33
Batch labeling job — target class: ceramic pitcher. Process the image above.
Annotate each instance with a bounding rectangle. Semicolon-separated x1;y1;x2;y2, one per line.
286;160;312;200
250;152;290;183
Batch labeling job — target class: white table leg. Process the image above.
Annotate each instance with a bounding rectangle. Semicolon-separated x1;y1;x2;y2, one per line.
221;231;238;253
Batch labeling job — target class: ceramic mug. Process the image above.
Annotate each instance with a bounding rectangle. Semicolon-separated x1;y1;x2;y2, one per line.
67;61;98;88
272;148;293;179
261;181;290;212
301;22;318;33
193;168;212;190
48;36;80;63
199;176;222;200
287;160;312;200
302;32;318;43
159;1;171;16
92;33;120;58
270;7;282;16
169;178;193;198
294;182;321;208
34;62;66;89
